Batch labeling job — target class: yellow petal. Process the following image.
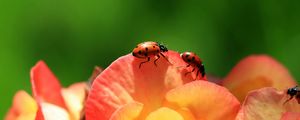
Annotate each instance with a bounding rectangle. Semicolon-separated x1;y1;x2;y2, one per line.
222;55;297;102
62;82;87;120
145;107;183;120
165;81;240;120
109;102;143;120
5;90;37;120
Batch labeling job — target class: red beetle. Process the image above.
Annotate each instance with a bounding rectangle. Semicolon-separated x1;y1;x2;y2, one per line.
132;41;169;68
180;52;205;80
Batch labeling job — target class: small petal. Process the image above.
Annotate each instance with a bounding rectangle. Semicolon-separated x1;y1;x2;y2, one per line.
165;81;240;120
30;60;67;109
5;91;37;120
62;82;87;120
236;87;300;120
86;51;199;120
222;55;297;102
109;102;144;120
145;107;184;120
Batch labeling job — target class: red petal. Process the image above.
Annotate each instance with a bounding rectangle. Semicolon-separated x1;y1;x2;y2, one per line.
35;105;44;120
222;55;297;102
281;112;300;120
85;51;200;120
30;61;67;110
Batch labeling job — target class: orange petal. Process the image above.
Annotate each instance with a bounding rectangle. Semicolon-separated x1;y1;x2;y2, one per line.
165;80;240;120
62;82;87;120
145;107;184;120
222;55;297;102
236;87;300;120
85;51;201;120
5;90;37;120
109;102;144;120
30;60;67;109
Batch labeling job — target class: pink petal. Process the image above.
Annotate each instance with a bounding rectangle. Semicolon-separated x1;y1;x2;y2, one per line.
165;81;240;120
85;51;202;120
280;112;300;120
236;87;300;120
222;55;297;102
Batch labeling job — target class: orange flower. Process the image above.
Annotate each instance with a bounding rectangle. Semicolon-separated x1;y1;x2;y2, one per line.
5;51;300;120
222;55;300;119
85;51;240;120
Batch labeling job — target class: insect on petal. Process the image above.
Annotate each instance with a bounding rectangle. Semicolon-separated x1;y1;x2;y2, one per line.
85;51;200;120
236;87;300;120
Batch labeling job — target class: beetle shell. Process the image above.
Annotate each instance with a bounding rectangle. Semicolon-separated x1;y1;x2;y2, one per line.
132;41;161;58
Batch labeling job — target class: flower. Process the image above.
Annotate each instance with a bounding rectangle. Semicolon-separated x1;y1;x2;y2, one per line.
5;61;87;120
85;51;240;120
222;55;297;102
5;50;300;120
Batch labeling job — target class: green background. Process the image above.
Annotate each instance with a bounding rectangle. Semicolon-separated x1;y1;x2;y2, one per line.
1;0;300;118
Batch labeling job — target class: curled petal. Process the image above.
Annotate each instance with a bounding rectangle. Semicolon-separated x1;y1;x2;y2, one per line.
145;107;184;120
85;51;200;120
222;55;297;102
109;102;144;120
165;80;240;120
236;87;300;120
5;90;37;120
30;60;67;109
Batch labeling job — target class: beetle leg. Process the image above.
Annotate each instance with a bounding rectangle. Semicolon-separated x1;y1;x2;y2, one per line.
160;53;172;64
139;57;150;68
154;54;160;67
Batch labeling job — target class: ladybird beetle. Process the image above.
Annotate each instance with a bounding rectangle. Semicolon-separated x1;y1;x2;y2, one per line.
180;52;205;80
284;86;300;104
132;41;170;68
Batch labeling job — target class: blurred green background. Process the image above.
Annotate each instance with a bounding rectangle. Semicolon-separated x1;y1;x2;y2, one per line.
1;0;300;118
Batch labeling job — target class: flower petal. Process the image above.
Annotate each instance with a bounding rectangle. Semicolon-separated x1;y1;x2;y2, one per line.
280;112;300;120
145;107;184;120
109;102;144;120
30;60;67;109
165;80;240;120
40;102;70;120
222;55;297;102
62;82;87;120
85;51;200;120
5;90;37;120
236;87;300;120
